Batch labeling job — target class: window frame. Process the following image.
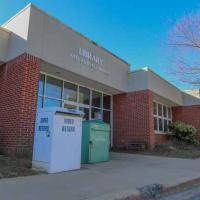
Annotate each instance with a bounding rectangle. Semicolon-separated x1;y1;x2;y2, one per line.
78;86;91;106
63;81;78;103
153;101;172;134
38;72;113;139
45;76;63;100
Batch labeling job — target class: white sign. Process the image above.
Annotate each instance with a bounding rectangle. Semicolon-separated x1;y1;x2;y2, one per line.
70;47;109;75
79;48;103;65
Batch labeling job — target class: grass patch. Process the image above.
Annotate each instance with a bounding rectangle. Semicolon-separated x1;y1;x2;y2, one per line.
0;155;44;179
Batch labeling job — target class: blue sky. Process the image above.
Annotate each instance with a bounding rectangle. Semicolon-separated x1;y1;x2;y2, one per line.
0;0;200;89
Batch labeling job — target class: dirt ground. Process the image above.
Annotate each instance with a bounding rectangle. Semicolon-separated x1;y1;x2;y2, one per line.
113;141;200;159
0;155;44;178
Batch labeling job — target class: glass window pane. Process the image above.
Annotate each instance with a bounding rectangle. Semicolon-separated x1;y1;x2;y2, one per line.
79;107;89;120
159;118;163;131
103;94;111;110
168;120;172;132
46;76;62;99
44;98;61;108
64;82;77;102
38;74;45;96
158;104;162;116
37;96;43;108
79;87;90;105
164;120;168;132
154;117;158;131
91;107;102;119
163;106;167;117
92;91;102;108
103;110;111;124
153;102;157;115
64;104;77;110
168;108;172;119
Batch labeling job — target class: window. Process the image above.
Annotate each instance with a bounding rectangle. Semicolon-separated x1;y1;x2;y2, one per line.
158;104;162;116
163;106;167;117
153;102;157;115
46;76;62;99
168;107;172;119
91;107;102;119
64;104;77;110
79;107;89;120
153;102;172;133
103;110;111;124
44;98;62;107
154;117;157;130
38;74;45;96
38;73;113;145
92;91;102;108
37;74;45;108
164;119;168;132
158;118;163;132
37;96;43;109
79;87;90;105
44;76;62;108
64;82;77;102
38;73;112;127
103;94;111;110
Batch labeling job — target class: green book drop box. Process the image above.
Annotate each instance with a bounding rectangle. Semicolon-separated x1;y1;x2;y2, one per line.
81;120;110;164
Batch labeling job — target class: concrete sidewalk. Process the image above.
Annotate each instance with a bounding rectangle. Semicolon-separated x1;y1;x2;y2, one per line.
1;153;200;200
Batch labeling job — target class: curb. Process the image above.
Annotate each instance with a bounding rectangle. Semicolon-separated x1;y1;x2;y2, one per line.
162;177;200;196
121;177;200;200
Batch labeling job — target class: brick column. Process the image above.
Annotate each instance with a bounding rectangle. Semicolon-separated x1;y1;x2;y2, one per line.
113;90;155;150
0;54;40;156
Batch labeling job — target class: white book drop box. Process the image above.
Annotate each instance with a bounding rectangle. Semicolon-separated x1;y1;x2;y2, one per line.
32;108;83;173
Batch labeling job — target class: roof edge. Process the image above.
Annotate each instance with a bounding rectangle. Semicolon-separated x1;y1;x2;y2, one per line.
0;26;11;34
12;3;130;66
129;67;184;94
129;67;200;104
1;3;31;27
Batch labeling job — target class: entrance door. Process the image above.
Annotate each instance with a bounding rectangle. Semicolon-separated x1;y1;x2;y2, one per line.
89;128;109;163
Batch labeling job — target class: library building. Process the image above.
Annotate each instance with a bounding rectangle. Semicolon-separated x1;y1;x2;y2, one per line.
0;4;200;156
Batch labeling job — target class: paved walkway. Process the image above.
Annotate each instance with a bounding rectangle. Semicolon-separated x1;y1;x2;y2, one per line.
1;153;200;200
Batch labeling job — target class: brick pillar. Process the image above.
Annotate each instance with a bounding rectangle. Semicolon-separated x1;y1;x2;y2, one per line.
0;54;40;157
172;105;200;140
113;90;155;150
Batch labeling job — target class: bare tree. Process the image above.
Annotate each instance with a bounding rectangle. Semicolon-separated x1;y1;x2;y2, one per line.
168;11;200;86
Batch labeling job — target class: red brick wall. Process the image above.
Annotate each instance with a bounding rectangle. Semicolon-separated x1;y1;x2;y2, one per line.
113;90;155;150
155;134;170;145
172;105;200;140
0;54;40;156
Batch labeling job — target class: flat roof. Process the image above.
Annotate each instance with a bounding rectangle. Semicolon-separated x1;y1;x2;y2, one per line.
129;67;183;93
129;67;200;103
2;3;130;67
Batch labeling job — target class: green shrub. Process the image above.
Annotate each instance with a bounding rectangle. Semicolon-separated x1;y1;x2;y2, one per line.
169;121;197;144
